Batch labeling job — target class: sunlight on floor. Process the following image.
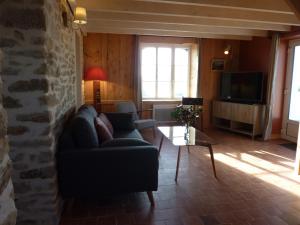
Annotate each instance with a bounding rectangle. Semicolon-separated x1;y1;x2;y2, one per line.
210;150;300;197
257;150;295;161
279;160;295;168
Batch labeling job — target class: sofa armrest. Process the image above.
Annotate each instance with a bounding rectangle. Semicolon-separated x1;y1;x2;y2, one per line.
104;113;135;131
56;146;159;197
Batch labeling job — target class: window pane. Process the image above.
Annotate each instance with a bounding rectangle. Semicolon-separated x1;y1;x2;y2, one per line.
175;48;189;66
158;47;171;66
158;66;171;81
289;45;300;121
142;47;156;65
142;65;156;81
175;66;188;82
174;82;188;98
158;82;171;98
142;82;156;98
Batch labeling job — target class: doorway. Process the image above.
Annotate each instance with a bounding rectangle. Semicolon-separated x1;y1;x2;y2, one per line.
282;39;300;143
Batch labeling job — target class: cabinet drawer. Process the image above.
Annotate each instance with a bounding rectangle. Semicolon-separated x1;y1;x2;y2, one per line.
231;103;254;124
213;101;231;120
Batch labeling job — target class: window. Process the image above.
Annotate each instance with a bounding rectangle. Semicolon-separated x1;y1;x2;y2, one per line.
141;44;191;100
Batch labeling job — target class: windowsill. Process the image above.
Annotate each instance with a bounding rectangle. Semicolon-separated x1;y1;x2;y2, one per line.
142;99;181;102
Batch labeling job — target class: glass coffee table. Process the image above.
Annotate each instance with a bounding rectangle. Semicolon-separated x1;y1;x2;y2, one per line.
158;126;217;182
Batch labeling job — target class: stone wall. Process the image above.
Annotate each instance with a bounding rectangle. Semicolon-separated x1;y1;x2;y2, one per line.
0;0;78;224
0;49;17;224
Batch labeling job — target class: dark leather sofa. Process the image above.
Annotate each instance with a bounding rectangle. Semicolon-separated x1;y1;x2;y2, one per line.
57;105;159;204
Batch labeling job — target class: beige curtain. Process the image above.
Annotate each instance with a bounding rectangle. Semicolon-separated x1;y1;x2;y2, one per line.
133;35;142;110
197;38;202;97
263;34;280;140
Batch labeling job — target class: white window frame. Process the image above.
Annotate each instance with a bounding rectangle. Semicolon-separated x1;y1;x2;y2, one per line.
140;43;192;100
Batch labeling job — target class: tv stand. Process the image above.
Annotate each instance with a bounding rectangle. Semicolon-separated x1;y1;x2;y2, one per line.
212;101;266;139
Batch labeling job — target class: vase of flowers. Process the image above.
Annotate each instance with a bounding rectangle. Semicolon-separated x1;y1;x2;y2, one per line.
171;104;201;128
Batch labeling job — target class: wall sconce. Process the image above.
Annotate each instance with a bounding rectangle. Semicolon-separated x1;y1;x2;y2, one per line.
224;45;231;55
74;7;87;25
66;0;87;30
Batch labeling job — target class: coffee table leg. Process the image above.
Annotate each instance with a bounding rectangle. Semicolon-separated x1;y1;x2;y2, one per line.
175;146;181;182
158;135;164;155
208;144;217;178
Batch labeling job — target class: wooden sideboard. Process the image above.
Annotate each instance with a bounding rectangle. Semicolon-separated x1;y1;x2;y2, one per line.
212;101;266;139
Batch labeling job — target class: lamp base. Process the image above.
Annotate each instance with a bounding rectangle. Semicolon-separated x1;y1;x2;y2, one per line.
93;80;101;112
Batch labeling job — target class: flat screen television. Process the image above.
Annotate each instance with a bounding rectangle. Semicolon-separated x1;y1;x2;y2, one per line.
220;72;264;104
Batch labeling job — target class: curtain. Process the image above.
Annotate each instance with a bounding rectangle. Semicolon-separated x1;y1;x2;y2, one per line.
263;34;280;140
133;35;142;111
197;38;202;98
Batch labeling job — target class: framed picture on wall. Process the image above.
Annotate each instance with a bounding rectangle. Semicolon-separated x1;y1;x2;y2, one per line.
211;59;225;71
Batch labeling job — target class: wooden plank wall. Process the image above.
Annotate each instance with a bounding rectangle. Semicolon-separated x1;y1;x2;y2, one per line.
200;39;240;129
83;33;136;112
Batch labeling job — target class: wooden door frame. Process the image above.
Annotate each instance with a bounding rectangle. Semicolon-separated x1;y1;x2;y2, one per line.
281;39;300;142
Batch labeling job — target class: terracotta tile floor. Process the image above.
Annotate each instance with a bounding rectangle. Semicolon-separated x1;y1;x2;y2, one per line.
60;129;300;225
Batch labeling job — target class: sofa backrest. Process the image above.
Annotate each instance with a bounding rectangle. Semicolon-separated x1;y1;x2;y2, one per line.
59;105;99;150
78;104;98;117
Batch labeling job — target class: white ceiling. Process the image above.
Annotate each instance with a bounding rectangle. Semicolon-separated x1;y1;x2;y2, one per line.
76;0;300;40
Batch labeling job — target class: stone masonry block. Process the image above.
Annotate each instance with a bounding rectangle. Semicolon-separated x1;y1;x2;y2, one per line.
8;79;49;92
0;7;46;30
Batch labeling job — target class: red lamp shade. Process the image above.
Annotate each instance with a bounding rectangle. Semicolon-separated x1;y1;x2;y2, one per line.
84;67;107;81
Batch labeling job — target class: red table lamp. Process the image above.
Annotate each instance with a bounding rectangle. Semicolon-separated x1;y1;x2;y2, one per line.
84;67;108;112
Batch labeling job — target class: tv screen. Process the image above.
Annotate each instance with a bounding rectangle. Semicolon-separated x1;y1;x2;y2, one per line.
220;72;264;104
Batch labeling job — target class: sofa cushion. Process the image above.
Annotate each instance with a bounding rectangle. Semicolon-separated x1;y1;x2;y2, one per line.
71;109;99;148
99;113;114;135
101;138;151;147
113;129;143;139
95;117;113;144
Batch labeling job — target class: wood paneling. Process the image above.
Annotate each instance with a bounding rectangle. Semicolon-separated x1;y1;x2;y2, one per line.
199;39;240;129
239;37;271;75
83;33;136;110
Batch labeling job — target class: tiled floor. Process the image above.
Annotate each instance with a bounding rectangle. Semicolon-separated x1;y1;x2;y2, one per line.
60;129;300;225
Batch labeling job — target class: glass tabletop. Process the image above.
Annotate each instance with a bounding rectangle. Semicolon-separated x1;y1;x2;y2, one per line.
158;126;217;146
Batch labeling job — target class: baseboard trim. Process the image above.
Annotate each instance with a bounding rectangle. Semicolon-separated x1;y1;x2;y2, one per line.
270;133;282;140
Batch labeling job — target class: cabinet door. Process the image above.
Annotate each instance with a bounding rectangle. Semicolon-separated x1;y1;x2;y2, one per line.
231;103;254;124
213;101;231;120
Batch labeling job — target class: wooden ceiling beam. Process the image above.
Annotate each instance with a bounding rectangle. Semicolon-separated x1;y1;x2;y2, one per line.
88;11;291;32
78;0;300;25
284;0;300;20
88;19;268;37
86;26;253;40
136;0;292;14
